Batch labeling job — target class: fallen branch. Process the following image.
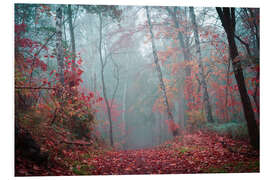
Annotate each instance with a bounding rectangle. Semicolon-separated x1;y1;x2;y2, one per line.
61;139;93;146
15;86;56;90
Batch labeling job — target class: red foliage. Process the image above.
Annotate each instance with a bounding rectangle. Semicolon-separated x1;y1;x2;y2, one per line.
15;23;105;176
85;131;258;175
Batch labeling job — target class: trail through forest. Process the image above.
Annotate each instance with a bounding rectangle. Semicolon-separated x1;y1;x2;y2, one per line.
14;4;260;176
15;131;259;176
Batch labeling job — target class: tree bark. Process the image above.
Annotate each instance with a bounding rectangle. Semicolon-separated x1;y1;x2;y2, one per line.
189;7;214;123
68;5;76;56
98;12;114;147
216;7;259;149
166;7;194;127
146;7;177;136
225;58;231;122
121;56;129;149
167;7;191;76
56;7;64;85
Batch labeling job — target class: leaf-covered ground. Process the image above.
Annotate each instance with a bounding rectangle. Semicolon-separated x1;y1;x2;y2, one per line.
15;131;259;176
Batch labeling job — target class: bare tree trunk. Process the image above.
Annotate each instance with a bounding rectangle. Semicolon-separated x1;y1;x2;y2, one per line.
158;115;162;144
68;5;76;56
178;92;185;127
122;82;127;127
98;12;114;147
225;58;231;122
252;71;259;118
56;7;64;85
122;81;128;149
189;7;214;123
121;57;129;149
146;7;177;136
216;7;259;149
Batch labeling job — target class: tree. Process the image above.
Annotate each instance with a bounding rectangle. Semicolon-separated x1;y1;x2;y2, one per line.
165;7;192;127
189;7;214;123
98;12;114;146
216;7;259;149
166;7;191;76
56;7;64;85
146;6;178;136
67;5;76;57
83;5;122;147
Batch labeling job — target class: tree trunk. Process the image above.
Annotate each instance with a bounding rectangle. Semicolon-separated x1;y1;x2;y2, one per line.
146;7;177;136
121;58;129;149
122;81;128;149
98;12;114;147
225;58;231;122
216;7;259;149
166;7;194;127
68;5;76;56
168;7;191;76
189;7;214;123
56;7;64;85
253;69;259;116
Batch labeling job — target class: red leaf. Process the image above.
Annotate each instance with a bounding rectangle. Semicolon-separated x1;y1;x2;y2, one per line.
77;58;82;65
77;68;83;76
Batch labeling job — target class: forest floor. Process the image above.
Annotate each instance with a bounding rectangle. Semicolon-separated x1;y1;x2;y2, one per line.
15;131;259;176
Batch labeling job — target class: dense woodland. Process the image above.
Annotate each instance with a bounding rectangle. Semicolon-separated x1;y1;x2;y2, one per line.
15;4;259;175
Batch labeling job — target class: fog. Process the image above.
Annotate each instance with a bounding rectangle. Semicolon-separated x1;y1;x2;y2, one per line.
15;4;259;150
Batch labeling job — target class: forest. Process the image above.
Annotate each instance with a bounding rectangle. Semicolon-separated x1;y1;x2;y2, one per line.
15;4;259;176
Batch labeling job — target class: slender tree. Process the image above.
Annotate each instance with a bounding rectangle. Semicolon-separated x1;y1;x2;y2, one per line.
56;7;64;85
166;7;195;127
98;12;114;146
189;7;214;123
216;7;259;149
166;7;191;76
146;7;178;136
67;5;76;56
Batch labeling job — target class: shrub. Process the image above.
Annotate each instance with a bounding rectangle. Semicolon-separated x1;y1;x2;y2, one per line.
205;122;248;140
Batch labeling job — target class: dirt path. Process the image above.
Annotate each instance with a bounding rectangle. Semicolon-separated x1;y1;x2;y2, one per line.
15;132;259;176
87;133;259;175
